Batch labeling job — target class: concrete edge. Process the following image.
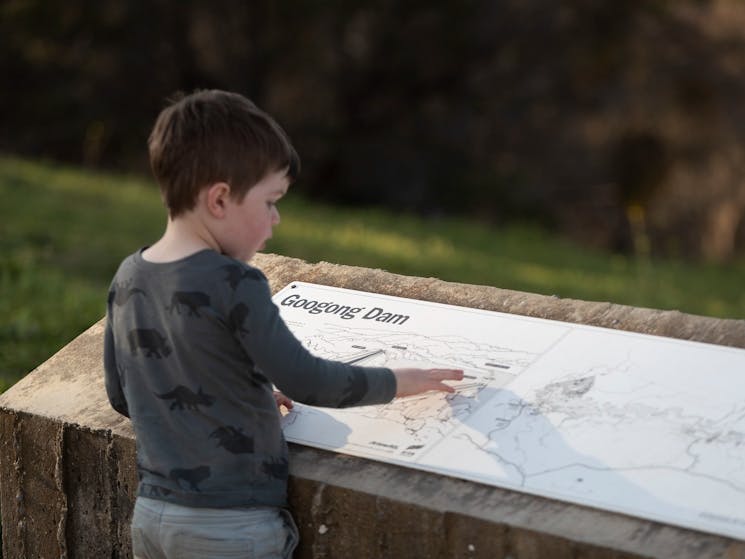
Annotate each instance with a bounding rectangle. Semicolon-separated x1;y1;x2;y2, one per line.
1;252;744;558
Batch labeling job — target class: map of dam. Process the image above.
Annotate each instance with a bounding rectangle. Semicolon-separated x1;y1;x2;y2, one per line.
274;282;745;540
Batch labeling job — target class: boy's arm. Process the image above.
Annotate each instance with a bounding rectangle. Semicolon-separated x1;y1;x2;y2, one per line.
234;277;462;407
273;369;462;408
103;317;130;418
234;278;391;406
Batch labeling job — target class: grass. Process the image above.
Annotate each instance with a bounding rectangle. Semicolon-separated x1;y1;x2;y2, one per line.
1;155;744;391
271;202;745;318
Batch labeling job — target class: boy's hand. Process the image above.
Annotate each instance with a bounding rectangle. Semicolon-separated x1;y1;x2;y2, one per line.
273;390;294;410
392;368;464;398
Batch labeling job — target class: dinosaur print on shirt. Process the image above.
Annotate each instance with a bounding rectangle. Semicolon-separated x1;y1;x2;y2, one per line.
127;328;171;358
210;426;255;454
169;465;211;492
221;264;265;290
156;386;216;410
108;279;146;306
140;484;173;498
165;291;211;317
228;303;250;335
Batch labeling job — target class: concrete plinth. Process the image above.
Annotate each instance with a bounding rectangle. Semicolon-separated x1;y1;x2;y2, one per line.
1;253;744;558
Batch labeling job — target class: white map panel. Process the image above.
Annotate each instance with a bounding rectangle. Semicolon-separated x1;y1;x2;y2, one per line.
273;282;745;540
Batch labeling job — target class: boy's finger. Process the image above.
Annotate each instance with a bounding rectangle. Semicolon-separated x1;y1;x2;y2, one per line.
437;382;455;393
429;368;464;380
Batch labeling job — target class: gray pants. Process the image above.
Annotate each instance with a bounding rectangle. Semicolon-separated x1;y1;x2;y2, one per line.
131;497;299;559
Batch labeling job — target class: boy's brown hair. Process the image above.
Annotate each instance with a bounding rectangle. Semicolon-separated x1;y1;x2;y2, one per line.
148;90;300;217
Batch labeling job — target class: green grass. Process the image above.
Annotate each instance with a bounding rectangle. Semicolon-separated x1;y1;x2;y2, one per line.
271;201;745;319
1;155;744;391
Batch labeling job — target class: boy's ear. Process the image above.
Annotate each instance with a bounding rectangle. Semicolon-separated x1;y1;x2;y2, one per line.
204;182;232;218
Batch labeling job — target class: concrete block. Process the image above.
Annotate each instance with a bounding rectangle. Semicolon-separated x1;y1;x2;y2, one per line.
1;253;744;558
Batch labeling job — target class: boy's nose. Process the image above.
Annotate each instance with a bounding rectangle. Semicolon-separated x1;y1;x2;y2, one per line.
272;207;280;226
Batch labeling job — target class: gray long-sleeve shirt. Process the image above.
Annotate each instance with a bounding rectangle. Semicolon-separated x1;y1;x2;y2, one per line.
103;249;396;508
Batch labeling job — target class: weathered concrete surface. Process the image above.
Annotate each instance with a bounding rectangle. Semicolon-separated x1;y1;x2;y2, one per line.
252;254;745;348
1;253;744;558
0;321;137;559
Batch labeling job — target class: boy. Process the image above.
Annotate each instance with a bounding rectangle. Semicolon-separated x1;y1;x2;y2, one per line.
103;89;463;559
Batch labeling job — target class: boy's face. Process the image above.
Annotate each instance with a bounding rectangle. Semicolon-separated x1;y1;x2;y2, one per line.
218;169;289;261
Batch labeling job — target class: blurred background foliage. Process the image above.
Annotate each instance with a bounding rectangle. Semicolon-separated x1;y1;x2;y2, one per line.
2;1;745;386
3;0;745;261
